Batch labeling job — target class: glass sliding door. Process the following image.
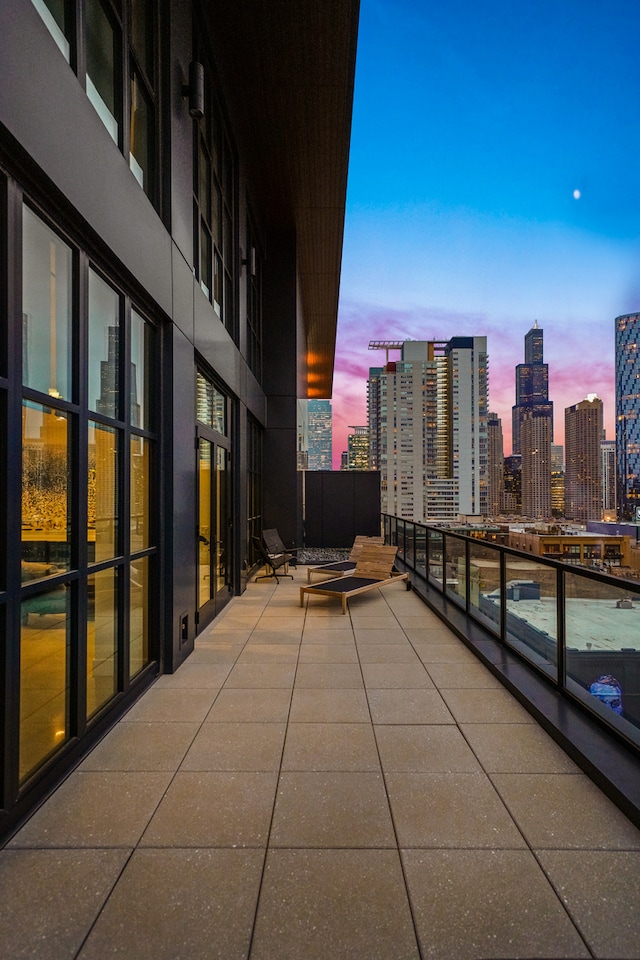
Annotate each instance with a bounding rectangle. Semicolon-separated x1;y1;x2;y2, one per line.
197;432;231;625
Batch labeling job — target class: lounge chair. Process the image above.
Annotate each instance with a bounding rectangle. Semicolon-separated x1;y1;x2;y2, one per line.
306;534;384;582
299;544;409;614
252;536;294;582
262;528;298;566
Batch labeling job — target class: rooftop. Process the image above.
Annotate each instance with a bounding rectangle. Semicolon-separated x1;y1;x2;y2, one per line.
2;566;639;958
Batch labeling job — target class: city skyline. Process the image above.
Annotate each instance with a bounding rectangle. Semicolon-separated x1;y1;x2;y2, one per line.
330;0;640;466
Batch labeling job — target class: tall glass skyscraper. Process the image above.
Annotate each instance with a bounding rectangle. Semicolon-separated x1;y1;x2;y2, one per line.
615;313;640;520
512;323;553;518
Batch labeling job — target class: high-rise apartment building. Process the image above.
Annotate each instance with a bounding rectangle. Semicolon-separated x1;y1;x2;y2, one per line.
346;426;369;470
502;454;522;513
520;408;552;518
487;411;504;516
307;399;333;470
601;438;616;516
550;444;565;517
368;338;488;521
615;313;640;520
564;395;603;521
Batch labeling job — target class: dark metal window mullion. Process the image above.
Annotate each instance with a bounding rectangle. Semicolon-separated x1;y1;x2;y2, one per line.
120;298;132;692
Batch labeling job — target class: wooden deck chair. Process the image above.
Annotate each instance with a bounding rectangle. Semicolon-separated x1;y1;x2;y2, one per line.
306;534;384;582
299;544;409;614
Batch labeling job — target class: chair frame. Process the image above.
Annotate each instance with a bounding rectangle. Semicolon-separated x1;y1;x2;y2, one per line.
299;544;409;613
252;536;294;581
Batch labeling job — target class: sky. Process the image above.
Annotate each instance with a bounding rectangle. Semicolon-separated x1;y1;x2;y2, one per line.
332;0;640;467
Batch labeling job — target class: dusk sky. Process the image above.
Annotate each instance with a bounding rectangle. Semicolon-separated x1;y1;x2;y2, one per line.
332;0;640;467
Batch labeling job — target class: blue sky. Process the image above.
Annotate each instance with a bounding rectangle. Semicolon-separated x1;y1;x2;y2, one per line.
333;0;640;464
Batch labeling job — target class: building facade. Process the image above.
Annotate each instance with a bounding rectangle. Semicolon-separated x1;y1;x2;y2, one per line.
306;399;333;470
487;411;504;516
615;313;640;521
368;338;488;521
511;321;553;456
346;425;369;470
0;0;358;838
602;438;617;516
564;395;603;521
520;408;552;518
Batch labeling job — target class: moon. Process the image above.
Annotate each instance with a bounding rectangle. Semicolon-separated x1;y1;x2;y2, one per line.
573;189;581;200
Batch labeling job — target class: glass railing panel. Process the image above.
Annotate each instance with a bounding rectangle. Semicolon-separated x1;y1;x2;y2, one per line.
504;554;557;679
468;540;502;637
565;571;640;746
427;528;444;590
415;525;427;578
396;521;406;564
444;533;466;607
403;522;415;569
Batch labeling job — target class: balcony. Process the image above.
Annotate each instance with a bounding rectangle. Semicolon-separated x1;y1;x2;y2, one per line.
2;551;639;958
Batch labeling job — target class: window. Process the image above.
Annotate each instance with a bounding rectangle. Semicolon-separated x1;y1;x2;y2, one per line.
17;202;158;782
193;77;236;338
31;0;160;206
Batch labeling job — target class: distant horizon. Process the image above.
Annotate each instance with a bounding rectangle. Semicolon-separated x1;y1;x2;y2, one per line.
329;0;640;468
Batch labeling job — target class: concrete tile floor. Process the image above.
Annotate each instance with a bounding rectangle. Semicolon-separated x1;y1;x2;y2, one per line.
2;566;640;959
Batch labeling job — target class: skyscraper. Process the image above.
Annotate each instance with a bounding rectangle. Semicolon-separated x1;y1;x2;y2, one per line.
601;438;616;516
512;323;553;518
615;312;640;520
346;426;369;470
368;337;488;521
306;399;333;470
564;395;603;521
487;411;504;516
512;321;553;455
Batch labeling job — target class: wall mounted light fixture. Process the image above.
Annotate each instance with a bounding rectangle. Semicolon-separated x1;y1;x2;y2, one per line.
182;61;204;120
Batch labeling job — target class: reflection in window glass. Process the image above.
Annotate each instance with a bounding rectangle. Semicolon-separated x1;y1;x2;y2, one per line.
130;435;150;552
22;402;70;577
130;0;153;77
22;206;73;401
89;421;118;562
130;556;149;677
200;223;212;299
87;568;117;716
89;269;120;418
20;586;70;780
129;73;151;191
31;0;71;60
130;309;152;429
196;372;226;435
86;0;118;142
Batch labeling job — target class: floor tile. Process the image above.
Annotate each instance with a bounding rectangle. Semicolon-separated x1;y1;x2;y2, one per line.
413;642;479;663
282;722;380;771
440;687;537;723
352;628;407;643
78;848;264;960
289;687;370;722
361;662;435;689
236;643;299;663
538;849;640;959
270;771;395;847
356;644;422;664
367;688;454;724
402;849;590;960
185;644;245;663
153;663;232;688
123;687;218;722
205;687;292;722
224;662;296;687
79;721;199;771
298;643;358;663
8;772;172;848
140;772;278;847
385;772;526;848
0;848;130;960
491;773;640;849
181;722;286;771
251;849;420;960
424;661;502;688
294;662;363;688
460;723;581;773
375;724;481;773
